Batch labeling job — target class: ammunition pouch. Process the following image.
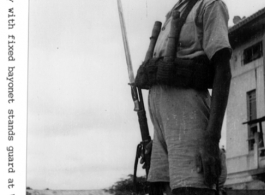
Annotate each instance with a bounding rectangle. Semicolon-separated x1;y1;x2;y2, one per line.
156;60;176;86
135;58;160;89
135;55;214;90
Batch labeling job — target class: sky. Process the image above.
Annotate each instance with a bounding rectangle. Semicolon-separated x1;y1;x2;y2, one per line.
27;0;265;190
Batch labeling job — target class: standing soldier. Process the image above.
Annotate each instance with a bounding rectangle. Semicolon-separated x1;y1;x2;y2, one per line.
135;0;231;194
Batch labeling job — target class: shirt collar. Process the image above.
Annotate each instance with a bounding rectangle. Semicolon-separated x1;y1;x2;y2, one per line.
166;0;187;20
173;0;187;10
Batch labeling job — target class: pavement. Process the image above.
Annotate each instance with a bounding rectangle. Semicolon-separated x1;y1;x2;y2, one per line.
26;190;112;195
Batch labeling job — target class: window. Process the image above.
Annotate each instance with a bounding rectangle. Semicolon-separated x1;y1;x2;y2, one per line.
248;125;257;151
247;90;257;121
243;42;263;65
247;90;257;151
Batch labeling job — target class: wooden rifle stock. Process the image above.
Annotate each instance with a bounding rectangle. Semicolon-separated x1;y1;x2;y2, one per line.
138;21;161;142
134;22;162;179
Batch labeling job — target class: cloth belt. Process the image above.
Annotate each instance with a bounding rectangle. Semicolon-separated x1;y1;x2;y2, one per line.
135;55;214;90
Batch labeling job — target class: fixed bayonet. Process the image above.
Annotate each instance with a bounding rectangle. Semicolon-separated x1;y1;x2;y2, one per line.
117;0;161;181
117;0;140;111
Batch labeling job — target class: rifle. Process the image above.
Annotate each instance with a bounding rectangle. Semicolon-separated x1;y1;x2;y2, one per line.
116;0;161;179
133;20;162;179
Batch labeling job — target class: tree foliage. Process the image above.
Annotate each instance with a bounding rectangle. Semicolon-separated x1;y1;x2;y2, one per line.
105;174;148;195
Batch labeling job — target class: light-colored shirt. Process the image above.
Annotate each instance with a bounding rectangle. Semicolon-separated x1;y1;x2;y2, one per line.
153;0;231;60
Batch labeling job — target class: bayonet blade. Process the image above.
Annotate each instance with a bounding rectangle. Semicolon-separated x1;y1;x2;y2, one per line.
117;0;135;84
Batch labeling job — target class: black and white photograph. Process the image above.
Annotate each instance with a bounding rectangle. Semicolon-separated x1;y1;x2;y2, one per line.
2;0;265;194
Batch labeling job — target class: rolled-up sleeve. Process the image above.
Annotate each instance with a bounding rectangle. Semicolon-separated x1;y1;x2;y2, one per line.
203;0;231;60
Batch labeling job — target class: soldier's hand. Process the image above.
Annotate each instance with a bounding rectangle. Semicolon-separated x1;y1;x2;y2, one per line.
140;140;153;169
196;135;221;187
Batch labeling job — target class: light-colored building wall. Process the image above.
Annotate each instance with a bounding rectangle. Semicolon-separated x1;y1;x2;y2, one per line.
225;32;265;188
